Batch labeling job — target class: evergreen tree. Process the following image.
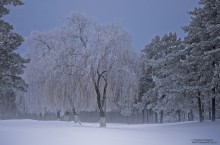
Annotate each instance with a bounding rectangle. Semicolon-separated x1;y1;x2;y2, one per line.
183;0;220;121
140;33;185;123
0;0;29;114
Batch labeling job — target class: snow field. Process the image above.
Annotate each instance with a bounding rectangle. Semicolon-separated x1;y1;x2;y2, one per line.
0;119;219;145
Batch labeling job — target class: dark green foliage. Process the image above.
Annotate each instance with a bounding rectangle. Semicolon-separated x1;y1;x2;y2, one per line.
0;0;29;114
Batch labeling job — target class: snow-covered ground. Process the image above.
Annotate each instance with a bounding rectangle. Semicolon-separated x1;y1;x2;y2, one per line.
0;119;219;145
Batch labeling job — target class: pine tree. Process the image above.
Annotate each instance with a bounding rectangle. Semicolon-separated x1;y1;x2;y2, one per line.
140;33;185;123
183;0;220;121
0;0;29;114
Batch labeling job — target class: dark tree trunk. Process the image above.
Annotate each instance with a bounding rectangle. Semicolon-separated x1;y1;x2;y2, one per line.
142;109;145;123
212;97;216;121
154;112;158;123
177;110;181;122
57;110;61;120
64;111;70;121
100;111;105;118
208;102;212;120
209;110;212;120
188;111;192;121
73;108;76;115
201;104;204;120
146;109;149;123
191;110;194;121
39;113;43;120
99;110;106;127
149;109;153;123
93;71;108;127
142;104;149;123
197;97;203;122
183;111;186;121
72;108;80;123
160;110;163;123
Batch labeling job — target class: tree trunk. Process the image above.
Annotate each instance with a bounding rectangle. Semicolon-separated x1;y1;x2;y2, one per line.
146;109;149;123
142;109;145;123
93;71;108;127
72;108;80;123
191;110;194;121
57;110;61;120
39;113;43;120
177;110;181;122
154;112;158;123
212;97;216;121
64;111;70;121
95;85;107;127
188;112;190;121
183;111;186;122
99;111;106;127
149;109;153;123
201;104;204;121
208;103;212;120
160;110;163;123
197;97;203;122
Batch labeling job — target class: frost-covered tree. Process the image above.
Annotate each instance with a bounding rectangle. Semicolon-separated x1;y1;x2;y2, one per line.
0;0;29;115
134;53;155;123
22;28;95;121
140;33;189;123
182;0;220;122
21;12;138;127
75;22;137;127
138;0;220;123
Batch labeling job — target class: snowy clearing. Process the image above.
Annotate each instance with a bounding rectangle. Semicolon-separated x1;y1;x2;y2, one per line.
0;119;219;145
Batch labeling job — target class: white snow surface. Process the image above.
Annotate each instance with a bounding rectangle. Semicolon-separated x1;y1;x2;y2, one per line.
0;119;219;145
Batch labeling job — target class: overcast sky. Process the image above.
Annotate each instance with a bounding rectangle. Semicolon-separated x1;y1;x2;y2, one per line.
5;0;198;51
